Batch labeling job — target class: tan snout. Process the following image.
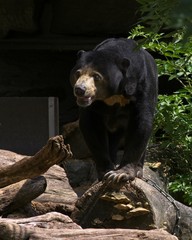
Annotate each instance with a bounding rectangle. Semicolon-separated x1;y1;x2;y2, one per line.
74;74;96;98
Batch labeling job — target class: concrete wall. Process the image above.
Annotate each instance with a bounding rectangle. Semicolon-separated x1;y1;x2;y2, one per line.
0;0;139;129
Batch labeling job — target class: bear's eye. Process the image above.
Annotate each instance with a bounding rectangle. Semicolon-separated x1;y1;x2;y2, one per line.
93;73;102;81
75;70;81;79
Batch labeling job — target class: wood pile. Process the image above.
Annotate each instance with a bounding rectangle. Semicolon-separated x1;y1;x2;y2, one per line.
0;135;191;239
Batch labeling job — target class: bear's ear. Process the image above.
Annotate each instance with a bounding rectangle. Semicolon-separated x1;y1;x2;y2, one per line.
77;50;85;59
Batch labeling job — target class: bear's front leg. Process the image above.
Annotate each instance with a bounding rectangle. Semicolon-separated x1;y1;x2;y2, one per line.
79;107;114;180
103;102;154;185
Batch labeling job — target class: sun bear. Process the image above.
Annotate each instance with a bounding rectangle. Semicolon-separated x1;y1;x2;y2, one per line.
70;38;158;184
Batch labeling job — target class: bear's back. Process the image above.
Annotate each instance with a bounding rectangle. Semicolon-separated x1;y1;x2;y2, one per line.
94;38;139;56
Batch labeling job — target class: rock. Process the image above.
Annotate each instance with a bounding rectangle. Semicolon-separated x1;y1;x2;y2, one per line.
63;158;97;188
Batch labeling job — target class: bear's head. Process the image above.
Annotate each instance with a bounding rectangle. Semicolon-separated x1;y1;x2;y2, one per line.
70;50;133;107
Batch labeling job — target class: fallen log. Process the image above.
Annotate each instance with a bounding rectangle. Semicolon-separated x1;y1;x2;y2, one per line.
0;212;81;240
71;167;192;240
0;176;46;216
0;135;190;240
28;229;177;240
0;135;72;188
33;164;78;215
0;213;177;240
0;136;77;217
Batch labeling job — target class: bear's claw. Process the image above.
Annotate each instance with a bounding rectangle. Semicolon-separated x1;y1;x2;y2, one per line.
102;163;144;186
103;170;130;185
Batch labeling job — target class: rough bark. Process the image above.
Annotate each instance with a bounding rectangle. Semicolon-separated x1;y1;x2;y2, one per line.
0;212;81;240
0;136;77;217
0;213;177;240
33;164;78;215
0;135;72;188
0;176;46;216
0;135;190;240
29;229;177;240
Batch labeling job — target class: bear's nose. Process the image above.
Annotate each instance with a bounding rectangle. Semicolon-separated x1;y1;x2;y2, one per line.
74;86;86;96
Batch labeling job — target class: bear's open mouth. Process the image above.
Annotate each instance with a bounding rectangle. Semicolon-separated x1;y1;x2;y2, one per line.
76;96;94;107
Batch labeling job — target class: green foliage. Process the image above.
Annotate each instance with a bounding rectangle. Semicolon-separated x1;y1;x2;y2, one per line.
136;0;192;38
169;174;192;206
129;25;192;206
136;0;178;31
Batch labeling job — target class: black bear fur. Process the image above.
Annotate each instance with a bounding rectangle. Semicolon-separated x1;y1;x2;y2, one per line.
70;38;158;184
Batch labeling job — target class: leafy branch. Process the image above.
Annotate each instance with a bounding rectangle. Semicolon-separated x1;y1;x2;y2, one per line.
129;25;192;206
